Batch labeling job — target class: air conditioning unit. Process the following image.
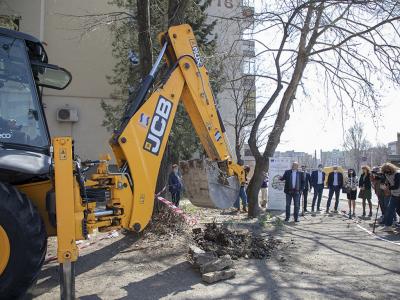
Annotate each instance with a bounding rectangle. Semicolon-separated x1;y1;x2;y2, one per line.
57;107;79;122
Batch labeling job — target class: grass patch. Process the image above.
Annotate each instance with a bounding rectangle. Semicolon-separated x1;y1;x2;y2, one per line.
258;212;272;227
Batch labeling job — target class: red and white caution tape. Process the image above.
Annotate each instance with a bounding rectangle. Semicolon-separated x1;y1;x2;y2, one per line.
157;196;198;226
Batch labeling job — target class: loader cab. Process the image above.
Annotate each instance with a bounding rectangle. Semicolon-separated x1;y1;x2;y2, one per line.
0;28;71;183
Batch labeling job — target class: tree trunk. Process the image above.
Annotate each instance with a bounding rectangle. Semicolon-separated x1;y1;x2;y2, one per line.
154;0;190;200
247;5;317;218
168;0;189;26
136;0;152;78
246;156;267;217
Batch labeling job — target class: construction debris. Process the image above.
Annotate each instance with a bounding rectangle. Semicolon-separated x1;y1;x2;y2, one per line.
192;222;281;260
188;245;236;284
188;223;281;284
199;254;233;274
202;269;236;284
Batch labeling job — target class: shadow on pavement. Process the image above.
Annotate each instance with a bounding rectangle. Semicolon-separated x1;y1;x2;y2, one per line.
118;262;200;300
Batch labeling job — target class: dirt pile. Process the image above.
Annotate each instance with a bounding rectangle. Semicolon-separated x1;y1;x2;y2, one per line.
145;204;188;236
193;222;281;260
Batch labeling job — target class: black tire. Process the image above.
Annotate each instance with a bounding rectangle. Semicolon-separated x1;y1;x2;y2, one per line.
0;182;47;299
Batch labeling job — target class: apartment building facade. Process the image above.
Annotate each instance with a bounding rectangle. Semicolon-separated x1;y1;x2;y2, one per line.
1;0;116;160
1;0;256;161
206;0;257;159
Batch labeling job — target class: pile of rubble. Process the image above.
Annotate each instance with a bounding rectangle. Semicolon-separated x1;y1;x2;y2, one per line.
192;222;280;260
188;223;282;283
188;245;236;284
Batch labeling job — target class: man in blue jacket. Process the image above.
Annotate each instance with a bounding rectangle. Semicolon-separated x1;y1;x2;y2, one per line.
168;164;182;207
326;166;344;213
280;162;305;222
310;164;326;212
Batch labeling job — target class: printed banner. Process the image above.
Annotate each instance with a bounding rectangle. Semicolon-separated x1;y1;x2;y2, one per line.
268;157;292;210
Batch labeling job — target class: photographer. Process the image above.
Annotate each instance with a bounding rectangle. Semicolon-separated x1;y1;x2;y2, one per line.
381;163;400;232
371;166;389;223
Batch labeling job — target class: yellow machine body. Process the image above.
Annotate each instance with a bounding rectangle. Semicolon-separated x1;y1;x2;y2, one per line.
3;24;245;269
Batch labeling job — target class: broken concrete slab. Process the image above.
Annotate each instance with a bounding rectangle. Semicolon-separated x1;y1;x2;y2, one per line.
202;269;236;284
193;252;217;267
200;254;233;274
189;244;205;255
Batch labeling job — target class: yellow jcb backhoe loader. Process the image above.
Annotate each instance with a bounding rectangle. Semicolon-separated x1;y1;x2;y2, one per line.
0;24;244;299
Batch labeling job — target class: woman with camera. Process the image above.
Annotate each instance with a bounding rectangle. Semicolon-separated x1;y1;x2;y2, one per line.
345;168;358;219
381;163;400;232
359;165;373;217
371;166;390;224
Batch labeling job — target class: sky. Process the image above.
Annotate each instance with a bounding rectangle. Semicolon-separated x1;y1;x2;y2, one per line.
273;87;400;154
251;1;400;155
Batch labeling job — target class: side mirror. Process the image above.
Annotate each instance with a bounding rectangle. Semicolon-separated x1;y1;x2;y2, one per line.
31;61;72;90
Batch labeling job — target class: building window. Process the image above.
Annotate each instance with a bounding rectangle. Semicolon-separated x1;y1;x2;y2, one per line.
243;58;255;75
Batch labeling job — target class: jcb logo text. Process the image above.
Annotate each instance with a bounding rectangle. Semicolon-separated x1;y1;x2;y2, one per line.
143;97;173;155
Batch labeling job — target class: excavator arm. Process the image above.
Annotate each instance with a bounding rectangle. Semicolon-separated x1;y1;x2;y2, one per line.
110;24;245;231
49;24;245;299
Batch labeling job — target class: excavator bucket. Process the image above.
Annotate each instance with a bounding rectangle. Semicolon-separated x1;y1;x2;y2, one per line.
179;159;240;209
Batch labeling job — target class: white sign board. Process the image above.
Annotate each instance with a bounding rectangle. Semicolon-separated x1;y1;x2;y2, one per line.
268;157;292;210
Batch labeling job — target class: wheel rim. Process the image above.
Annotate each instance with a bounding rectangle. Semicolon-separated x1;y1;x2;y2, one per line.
0;225;10;275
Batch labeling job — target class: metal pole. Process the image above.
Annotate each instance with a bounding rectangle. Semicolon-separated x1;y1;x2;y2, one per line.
149;42;168;77
372;201;380;233
60;261;75;300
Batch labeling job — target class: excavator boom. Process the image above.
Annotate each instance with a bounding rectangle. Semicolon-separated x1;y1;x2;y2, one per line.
110;24;244;230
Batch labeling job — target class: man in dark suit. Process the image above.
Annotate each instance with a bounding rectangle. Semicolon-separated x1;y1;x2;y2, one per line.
310;164;326;212
301;165;312;213
280;162;305;222
326;166;344;213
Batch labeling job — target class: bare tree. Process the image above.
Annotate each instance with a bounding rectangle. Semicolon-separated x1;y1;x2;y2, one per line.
343;122;370;172
367;144;389;167
244;0;400;217
222;55;257;161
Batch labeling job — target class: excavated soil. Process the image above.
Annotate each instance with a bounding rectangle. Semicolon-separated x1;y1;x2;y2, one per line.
193;222;282;259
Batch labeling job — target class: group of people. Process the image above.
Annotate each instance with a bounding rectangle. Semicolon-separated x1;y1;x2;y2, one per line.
279;161;400;230
167;160;400;232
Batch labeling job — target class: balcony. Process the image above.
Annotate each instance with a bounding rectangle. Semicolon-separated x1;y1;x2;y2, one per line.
243;75;256;89
244;96;256;122
242;40;255;57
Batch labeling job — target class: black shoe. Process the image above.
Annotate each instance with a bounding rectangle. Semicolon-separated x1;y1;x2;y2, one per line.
295;219;300;223
317;208;322;212
284;218;289;222
362;212;366;217
311;208;315;213
304;209;308;212
368;212;372;217
326;209;329;213
349;213;352;219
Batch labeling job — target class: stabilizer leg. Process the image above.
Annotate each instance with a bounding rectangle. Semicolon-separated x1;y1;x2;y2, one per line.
60;261;75;300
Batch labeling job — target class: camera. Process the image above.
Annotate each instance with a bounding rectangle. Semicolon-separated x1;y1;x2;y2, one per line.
371;171;386;183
